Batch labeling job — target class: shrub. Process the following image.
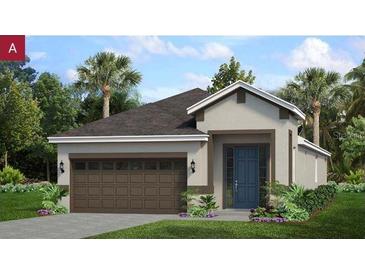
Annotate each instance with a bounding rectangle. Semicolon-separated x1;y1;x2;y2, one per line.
41;200;67;214
337;183;365;193
344;170;365;185
188;206;208;217
39;184;68;215
249;207;285;219
199;194;219;214
0;166;25;185
180;188;196;211
279;201;310;221
0;183;44;193
282;184;305;203
39;184;68;204
250;183;337;222
293;184;337;214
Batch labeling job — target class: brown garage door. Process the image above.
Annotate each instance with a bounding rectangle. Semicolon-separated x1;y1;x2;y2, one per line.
70;158;187;214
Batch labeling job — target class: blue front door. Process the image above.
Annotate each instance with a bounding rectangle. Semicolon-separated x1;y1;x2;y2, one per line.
233;146;259;209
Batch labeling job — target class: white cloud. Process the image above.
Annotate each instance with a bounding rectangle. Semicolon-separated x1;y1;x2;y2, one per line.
66;69;78;82
284;38;355;73
184;72;211;89
201;42;233;60
28;51;47;61
126;36;232;60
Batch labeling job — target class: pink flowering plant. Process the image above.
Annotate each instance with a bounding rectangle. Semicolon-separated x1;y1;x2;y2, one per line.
37;209;52;216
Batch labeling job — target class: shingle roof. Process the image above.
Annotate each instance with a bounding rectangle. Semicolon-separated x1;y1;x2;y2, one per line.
53;88;210;137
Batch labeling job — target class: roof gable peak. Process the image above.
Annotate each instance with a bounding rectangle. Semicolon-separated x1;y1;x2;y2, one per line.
186;81;306;120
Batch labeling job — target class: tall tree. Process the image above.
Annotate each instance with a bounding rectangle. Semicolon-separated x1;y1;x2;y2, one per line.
0;78;42;166
32;72;79;180
77;90;141;124
0;56;37;84
207;56;255;93
279;68;344;145
75;52;142;118
340;115;365;168
345;58;365;120
33;72;78;135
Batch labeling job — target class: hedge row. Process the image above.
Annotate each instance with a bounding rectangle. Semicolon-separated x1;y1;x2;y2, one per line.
293;184;337;214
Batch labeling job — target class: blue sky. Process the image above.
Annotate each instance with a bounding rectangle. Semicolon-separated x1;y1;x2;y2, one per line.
26;36;365;102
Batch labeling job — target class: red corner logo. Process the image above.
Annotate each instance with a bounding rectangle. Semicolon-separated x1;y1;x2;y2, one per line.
0;35;25;61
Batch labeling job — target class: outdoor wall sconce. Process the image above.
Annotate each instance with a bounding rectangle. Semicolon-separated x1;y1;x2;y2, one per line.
59;161;65;173
190;160;196;173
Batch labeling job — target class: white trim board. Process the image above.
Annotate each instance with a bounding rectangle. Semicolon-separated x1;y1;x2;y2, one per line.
48;134;209;144
186;80;306;120
297;136;331;157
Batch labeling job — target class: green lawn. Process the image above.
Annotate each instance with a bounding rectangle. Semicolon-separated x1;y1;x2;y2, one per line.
91;192;365;239
0;192;43;222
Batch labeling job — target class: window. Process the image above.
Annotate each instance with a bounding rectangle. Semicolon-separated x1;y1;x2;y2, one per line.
174;160;186;170
116;161;129;170
75;162;86;170
145;160;157;170
258;144;269;207
225;147;234;208
88;162;100;170
130;160;143;170
102;162;114;170
160;160;172;170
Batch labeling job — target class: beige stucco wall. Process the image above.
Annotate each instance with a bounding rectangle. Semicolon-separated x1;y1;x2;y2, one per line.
57;141;208;187
197;91;299;187
296;146;328;189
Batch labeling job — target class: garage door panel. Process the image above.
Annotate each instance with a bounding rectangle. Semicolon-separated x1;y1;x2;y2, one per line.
116;199;129;209
145;200;158;209
130;174;143;183
102;186;114;196
88;186;101;196
88;174;100;183
116;174;129;183
130;186;143;196
130;199;143;209
88;199;101;208
159;174;174;183
74;174;87;183
102;174;114;183
71;158;187;213
145;187;158;196
175;174;186;183
74;186;88;195
74;199;88;208
102;199;114;208
159;187;173;196
116;186;128;196
159;200;174;209
145;174;158;183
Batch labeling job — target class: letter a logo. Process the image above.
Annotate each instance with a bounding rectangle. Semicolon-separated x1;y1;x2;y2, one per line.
8;43;18;54
0;35;25;61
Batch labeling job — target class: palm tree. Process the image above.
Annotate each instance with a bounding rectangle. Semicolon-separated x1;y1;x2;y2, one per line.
75;52;142;118
345;59;365;120
280;67;344;145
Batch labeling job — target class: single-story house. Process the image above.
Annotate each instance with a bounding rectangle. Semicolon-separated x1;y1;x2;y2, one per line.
48;81;331;213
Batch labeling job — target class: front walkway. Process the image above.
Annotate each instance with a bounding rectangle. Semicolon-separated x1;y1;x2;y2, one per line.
0;211;250;239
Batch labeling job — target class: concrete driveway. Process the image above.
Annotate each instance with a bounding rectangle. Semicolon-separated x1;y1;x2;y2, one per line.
0;213;178;239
